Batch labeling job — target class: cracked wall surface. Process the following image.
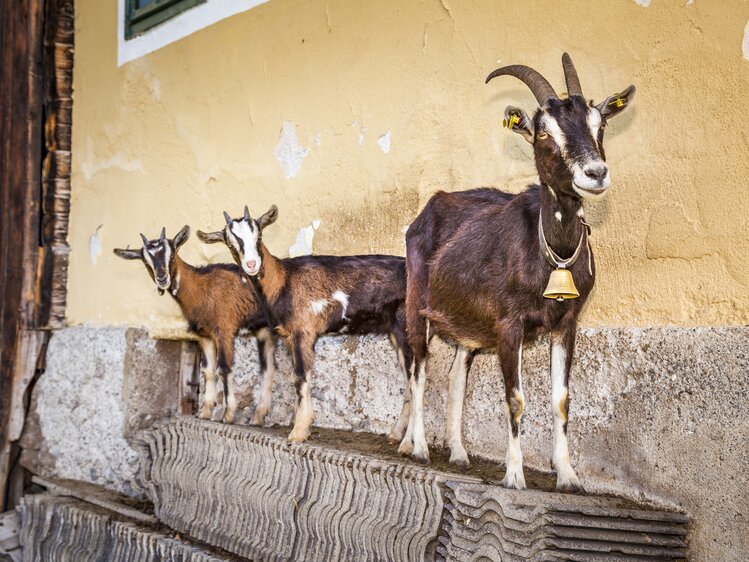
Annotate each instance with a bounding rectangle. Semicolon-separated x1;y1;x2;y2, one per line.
20;327;181;497
67;0;749;332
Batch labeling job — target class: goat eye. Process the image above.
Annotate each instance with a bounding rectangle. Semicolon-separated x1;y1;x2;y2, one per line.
537;131;549;140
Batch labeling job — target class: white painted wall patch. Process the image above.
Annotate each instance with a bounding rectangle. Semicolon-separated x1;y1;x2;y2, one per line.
89;225;103;266
377;130;392;154
274;121;309;179
633;0;651;6
352;121;367;145
289;220;321;257
743;21;749;61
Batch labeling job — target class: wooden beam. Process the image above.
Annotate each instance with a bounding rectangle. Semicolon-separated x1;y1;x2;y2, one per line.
0;0;45;511
37;0;74;329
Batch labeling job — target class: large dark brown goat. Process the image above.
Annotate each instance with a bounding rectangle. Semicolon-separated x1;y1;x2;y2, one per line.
402;54;635;491
197;206;413;444
114;226;276;425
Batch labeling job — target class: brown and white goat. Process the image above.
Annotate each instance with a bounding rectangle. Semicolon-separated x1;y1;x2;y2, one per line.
197;206;413;444
403;54;635;491
114;226;277;425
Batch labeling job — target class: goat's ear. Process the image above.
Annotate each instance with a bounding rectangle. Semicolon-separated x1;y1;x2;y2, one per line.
196;229;224;244
113;247;143;260
596;85;636;119
257;205;279;231
173;225;190;250
503;105;534;143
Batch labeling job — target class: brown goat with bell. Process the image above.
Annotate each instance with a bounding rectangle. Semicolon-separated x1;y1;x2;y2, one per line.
401;53;635;492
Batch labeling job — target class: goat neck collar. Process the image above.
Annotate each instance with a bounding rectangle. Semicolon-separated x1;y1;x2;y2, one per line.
538;212;591;272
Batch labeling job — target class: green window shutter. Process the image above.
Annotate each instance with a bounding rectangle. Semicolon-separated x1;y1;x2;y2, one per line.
125;0;207;40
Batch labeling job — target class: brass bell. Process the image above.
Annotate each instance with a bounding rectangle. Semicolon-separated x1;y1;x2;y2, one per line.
543;268;580;301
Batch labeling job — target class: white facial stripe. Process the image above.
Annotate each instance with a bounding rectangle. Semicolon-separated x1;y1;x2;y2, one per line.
587;107;602;145
142;245;155;274
540;114;566;155
230;220;261;275
143;241;171;287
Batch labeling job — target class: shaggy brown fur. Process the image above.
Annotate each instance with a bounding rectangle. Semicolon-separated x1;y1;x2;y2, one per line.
198;207;413;444
114;226;275;425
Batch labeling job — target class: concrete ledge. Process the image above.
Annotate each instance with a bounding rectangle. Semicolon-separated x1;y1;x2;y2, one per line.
18;494;234;562
137;418;688;561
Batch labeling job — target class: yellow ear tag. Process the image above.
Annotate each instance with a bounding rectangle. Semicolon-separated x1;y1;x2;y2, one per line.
504;113;521;129
609;97;625;108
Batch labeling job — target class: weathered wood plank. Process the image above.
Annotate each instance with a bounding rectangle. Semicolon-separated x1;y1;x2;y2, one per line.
36;0;74;329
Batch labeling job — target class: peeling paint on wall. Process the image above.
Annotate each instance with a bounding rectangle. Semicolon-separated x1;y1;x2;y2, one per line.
633;0;651;7
744;21;749;61
89;225;103;266
377;130;392;154
352;121;367;145
273;121;309;179
289;220;321;257
80;154;143;182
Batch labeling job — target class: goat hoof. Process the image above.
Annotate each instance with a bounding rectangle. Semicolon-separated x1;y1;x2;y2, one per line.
411;451;430;464
556;471;584;494
397;439;413;456
387;429;405;444
197;408;212;420
450;456;471;470
501;465;527;490
222;412;235;424
288;428;310;443
411;444;430;464
249;413;265;427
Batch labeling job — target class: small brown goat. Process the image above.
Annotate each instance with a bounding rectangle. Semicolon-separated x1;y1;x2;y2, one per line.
114;226;277;425
197;206;413;444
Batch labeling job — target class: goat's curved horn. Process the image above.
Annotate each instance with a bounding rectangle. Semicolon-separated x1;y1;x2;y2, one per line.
485;64;557;105
562;52;583;98
244;205;251;221
140;233;149;246
223;211;232;225
159;227;166;241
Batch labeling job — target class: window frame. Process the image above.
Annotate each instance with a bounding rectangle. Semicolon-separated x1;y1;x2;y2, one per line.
125;0;206;40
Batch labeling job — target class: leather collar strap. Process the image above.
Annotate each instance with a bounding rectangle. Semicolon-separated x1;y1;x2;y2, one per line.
538;214;588;270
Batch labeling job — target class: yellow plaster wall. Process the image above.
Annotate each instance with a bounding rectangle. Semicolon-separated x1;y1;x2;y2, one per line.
68;0;749;333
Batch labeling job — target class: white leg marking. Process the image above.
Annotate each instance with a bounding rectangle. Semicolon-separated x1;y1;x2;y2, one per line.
446;346;470;468
398;392;416;455
551;340;582;491
252;332;276;426
198;338;217;420
331;290;349;319
502;346;526;489
501;401;526;490
289;372;314;443
410;362;429;462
